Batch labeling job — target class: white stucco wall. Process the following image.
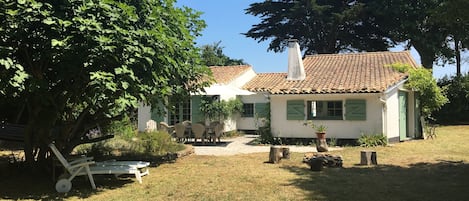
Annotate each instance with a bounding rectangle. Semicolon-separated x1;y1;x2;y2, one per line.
383;89;399;140
382;82;417;142
237;93;270;130
270;93;384;139
137;102;151;132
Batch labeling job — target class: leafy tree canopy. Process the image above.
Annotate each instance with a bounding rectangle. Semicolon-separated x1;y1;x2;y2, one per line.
244;0;391;55
200;41;247;66
0;0;210;163
389;63;448;117
245;0;469;70
433;73;469;124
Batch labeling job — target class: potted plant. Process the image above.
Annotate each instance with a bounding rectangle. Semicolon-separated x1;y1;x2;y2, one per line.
304;120;328;152
314;124;327;139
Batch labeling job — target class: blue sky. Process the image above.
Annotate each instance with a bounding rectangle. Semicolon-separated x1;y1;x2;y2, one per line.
176;0;468;79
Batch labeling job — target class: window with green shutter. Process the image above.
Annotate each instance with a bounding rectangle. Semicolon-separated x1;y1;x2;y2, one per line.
255;102;269;118
345;99;366;120
286;100;305;120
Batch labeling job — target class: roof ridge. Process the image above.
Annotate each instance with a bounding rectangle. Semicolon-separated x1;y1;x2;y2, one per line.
304;51;410;58
209;65;251;68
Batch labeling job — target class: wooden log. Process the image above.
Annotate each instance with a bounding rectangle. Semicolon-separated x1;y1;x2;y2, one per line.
360;150;377;165
281;147;290;159
269;146;282;163
316;138;329;152
309;158;324;171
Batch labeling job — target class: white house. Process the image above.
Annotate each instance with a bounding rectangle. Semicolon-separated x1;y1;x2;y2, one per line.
138;65;257;132
138;40;421;142
242;40;420;142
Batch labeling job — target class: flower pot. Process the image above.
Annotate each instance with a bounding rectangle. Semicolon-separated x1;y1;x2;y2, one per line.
316;132;326;139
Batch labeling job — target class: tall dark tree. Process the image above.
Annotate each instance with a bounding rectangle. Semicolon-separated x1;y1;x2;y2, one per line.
368;0;452;69
244;0;391;55
0;0;210;165
200;41;246;66
245;0;468;70
431;0;469;76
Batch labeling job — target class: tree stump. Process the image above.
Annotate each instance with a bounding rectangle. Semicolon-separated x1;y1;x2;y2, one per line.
360;150;378;165
282;147;290;159
309;158;324;171
269;146;290;163
316;138;329;152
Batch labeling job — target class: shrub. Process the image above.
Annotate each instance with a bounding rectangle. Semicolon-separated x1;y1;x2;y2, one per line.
357;134;388;147
105;115;137;140
73;131;185;157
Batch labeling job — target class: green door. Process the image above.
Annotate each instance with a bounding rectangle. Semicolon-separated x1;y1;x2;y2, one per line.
399;91;408;141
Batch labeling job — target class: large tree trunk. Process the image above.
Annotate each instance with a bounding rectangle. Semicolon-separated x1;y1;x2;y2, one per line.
455;38;461;77
413;42;436;69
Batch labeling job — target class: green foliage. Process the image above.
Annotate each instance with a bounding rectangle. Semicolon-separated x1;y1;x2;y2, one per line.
245;0;391;55
357;133;388;147
199;96;243;121
104;115;137;140
200;41;246;66
433;73;469;124
74;131;184;157
0;0;210;160
389;63;448;116
303;120;327;133
246;0;469;70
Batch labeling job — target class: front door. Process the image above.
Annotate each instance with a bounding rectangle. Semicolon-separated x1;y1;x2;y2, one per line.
399;91;408;141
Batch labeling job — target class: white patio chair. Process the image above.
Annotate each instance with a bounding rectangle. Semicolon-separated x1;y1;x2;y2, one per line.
48;143;150;193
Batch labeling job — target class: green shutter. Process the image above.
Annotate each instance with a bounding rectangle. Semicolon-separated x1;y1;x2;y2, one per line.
345;99;366;120
151;103;165;123
255;103;269;118
287;100;305;120
191;95;204;123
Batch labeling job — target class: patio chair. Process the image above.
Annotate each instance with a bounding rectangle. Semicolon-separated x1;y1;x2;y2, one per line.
48;143;150;193
213;122;225;144
158;122;174;135
174;123;187;142
420;116;437;139
191;123;206;144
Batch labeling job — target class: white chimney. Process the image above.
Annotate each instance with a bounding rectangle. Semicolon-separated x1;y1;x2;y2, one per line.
287;39;305;80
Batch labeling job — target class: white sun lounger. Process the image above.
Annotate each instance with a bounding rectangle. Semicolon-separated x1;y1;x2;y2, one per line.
48;143;150;193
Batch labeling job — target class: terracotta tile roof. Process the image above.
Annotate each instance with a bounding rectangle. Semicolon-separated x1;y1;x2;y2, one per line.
209;65;252;84
243;51;417;94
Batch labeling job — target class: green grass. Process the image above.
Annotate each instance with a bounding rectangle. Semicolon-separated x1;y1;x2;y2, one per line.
1;125;468;201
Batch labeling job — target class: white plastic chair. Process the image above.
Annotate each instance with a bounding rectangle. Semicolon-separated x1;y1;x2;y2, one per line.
48;143;150;193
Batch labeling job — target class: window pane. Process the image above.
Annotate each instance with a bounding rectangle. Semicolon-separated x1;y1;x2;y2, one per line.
307;100;343;120
242;103;254;117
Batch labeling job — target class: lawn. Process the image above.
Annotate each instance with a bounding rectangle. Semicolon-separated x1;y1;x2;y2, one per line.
1;125;468;201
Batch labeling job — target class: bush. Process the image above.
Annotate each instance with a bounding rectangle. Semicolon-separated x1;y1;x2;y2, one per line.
73;131;185;157
357;134;388;147
105;115;137;140
433;74;469;124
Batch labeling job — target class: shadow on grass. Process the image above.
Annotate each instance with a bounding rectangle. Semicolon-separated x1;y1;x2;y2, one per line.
0;159;135;200
281;160;469;201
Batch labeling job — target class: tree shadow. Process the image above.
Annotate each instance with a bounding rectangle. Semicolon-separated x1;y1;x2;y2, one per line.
0;157;135;200
281;160;469;201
